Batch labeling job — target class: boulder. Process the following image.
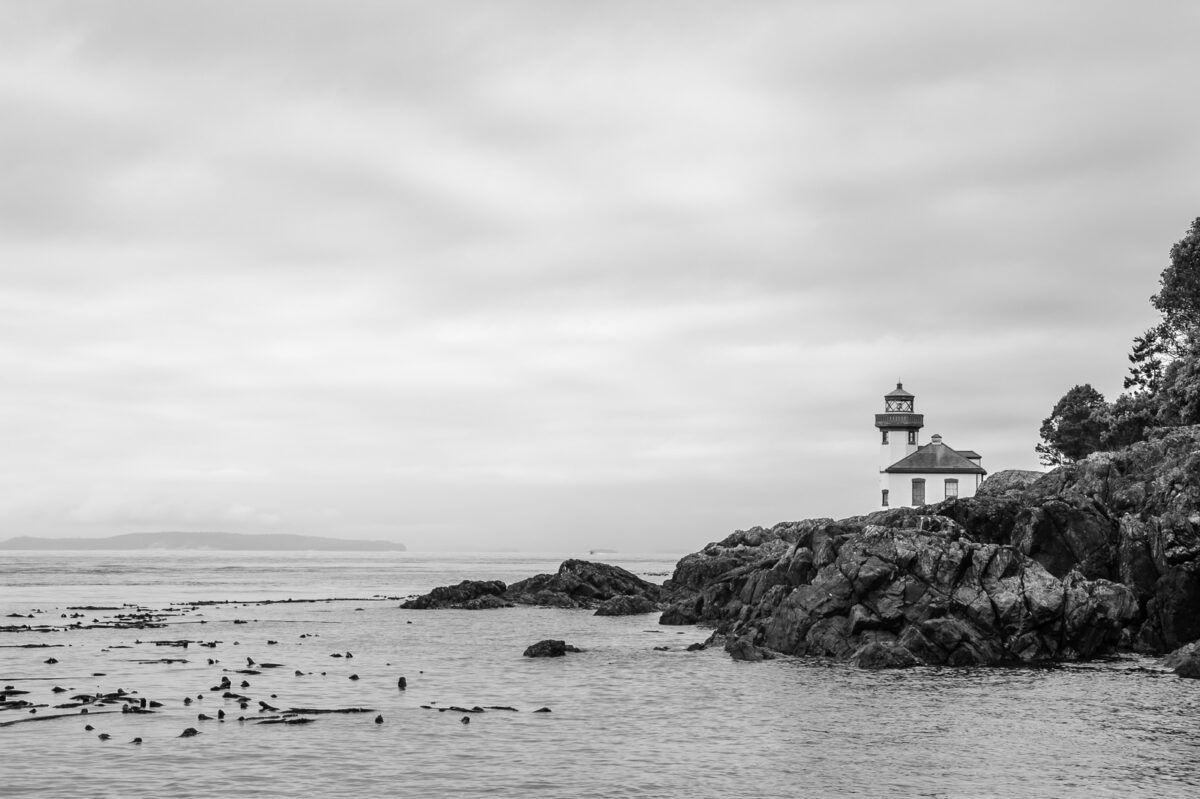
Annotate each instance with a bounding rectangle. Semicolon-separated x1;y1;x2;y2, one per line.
1165;641;1200;678
522;639;582;658
594;595;658;616
724;635;775;662
850;641;920;670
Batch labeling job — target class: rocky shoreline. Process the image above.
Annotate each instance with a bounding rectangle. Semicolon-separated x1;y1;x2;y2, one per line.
657;425;1200;671
403;426;1200;674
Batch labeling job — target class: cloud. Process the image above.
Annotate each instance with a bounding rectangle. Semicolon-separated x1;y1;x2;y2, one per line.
0;2;1198;550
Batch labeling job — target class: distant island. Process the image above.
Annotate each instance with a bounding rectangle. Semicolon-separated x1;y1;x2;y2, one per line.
0;531;406;552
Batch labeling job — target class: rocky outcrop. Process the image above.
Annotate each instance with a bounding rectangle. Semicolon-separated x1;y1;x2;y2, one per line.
661;427;1200;667
522;640;581;657
399;580;510;610
507;559;664;609
401;560;665;611
594;595;658;616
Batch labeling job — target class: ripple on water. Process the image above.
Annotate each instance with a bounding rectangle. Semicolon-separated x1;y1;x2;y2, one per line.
3;553;1200;798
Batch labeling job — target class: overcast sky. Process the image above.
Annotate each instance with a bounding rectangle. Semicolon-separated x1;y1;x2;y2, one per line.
1;2;1197;552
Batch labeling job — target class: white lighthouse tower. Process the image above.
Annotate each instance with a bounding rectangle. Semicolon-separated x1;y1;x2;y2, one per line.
874;381;986;508
876;382;923;475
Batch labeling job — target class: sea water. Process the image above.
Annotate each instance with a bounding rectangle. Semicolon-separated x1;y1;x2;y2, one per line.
2;551;1199;799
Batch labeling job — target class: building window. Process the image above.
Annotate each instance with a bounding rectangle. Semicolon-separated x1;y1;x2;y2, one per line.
945;479;959;499
911;478;925;506
908;430;917;445
881;489;889;507
881;430;889;445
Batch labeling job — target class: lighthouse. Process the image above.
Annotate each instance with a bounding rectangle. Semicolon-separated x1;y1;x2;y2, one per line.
875;382;923;471
875;382;985;508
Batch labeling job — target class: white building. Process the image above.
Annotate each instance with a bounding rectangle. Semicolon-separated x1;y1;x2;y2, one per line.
875;382;985;508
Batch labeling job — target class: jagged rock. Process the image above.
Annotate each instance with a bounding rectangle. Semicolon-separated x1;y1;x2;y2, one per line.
507;560;663;610
724;635;775;661
1165;641;1200;678
403;560;665;612
660;426;1200;667
664;520;1138;669
594;595;658;616
399;581;511;610
851;641;920;669
522;639;582;658
1140;563;1200;651
976;469;1046;497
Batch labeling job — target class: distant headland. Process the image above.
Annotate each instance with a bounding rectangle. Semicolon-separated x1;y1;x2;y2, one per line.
0;531;406;552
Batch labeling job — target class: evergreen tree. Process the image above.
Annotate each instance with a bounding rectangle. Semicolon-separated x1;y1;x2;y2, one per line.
1036;384;1108;466
1127;217;1200;391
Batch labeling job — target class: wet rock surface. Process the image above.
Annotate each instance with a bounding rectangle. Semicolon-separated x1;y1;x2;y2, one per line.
660;428;1200;668
522;639;581;657
403;560;665;611
398;580;511;610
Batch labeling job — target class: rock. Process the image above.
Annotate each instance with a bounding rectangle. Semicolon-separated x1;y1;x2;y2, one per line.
724;635;775;662
1176;654;1200;679
400;559;665;612
507;560;663;610
179;727;200;737
594;595;658;616
665;518;1138;669
399;580;511;610
850;641;920;669
975;469;1046;497
522;639;582;658
1141;564;1200;651
655;426;1200;666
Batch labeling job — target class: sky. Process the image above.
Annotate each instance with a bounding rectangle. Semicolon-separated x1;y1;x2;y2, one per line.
1;1;1198;552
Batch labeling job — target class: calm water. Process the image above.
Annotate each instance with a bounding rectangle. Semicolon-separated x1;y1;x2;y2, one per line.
2;551;1199;798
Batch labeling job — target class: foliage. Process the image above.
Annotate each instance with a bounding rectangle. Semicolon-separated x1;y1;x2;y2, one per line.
1126;217;1200;392
1036;384;1109;466
1099;392;1156;450
1155;343;1200;427
1039;217;1200;464
1152;216;1200;339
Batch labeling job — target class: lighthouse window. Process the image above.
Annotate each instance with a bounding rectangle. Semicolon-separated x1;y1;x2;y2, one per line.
881;431;889;445
881;489;889;507
945;479;959;499
911;478;926;506
907;430;917;445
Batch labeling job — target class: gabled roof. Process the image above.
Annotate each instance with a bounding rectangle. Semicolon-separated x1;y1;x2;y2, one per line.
885;441;987;474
